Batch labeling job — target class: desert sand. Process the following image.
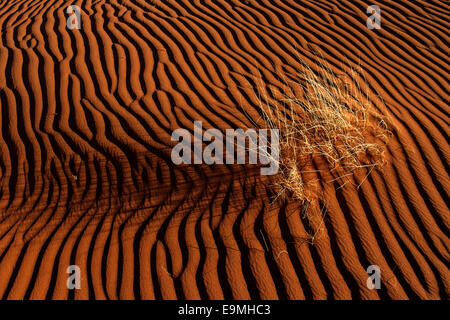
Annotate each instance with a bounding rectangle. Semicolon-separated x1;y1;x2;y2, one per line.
0;0;448;300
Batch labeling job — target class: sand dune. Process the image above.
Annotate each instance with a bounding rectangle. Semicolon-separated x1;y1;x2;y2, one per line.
0;0;448;299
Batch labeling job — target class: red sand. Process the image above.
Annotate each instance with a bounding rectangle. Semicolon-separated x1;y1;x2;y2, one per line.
0;0;448;299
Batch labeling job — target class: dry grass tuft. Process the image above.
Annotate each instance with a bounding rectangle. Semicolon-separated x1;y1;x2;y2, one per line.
247;51;392;205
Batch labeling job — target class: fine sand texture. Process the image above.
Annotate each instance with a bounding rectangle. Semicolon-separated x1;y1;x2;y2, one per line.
0;0;448;299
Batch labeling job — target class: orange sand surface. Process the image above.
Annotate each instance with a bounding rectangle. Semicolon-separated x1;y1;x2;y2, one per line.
0;0;448;299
